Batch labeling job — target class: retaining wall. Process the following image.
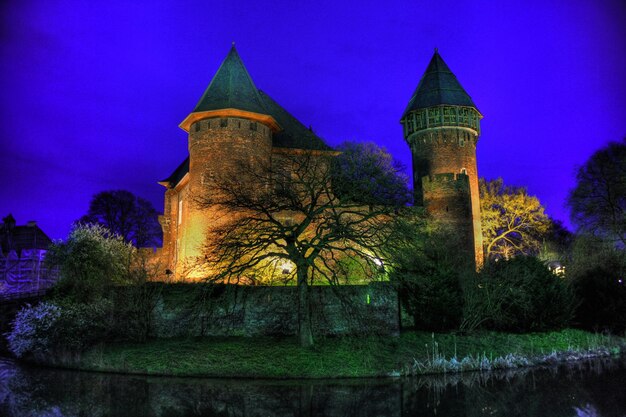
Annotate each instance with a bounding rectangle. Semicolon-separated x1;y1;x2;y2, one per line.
151;283;399;338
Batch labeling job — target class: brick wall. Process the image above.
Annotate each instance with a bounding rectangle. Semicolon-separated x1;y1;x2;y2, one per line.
408;127;483;265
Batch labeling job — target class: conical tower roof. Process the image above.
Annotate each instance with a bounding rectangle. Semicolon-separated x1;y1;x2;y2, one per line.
401;50;478;119
192;45;269;114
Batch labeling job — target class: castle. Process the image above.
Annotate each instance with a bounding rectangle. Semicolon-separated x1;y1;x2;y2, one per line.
157;46;483;279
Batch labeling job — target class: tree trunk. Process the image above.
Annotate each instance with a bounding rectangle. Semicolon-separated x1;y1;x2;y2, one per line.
297;266;314;348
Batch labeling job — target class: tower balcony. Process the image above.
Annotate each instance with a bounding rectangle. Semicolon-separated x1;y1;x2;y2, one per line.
402;105;482;139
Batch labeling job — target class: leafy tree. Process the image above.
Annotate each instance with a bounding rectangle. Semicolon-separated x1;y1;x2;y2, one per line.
332;141;412;207
480;178;551;261
567;138;626;247
195;144;409;347
79;190;162;247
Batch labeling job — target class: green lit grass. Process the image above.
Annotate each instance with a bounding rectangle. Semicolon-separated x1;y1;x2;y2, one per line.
67;329;625;378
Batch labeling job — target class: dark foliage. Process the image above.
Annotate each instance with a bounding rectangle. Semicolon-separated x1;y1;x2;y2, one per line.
331;141;412;207
52;299;113;353
567;138;626;248
462;257;575;332
388;214;468;331
79;189;162;247
568;236;626;333
111;282;163;342
571;267;626;333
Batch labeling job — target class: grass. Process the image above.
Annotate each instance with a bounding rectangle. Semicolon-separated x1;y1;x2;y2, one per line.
61;329;625;379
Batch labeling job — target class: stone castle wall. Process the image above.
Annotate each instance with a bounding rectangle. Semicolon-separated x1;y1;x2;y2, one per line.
150;283;399;338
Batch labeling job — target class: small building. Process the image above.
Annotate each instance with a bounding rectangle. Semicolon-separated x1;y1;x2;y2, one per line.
0;214;55;293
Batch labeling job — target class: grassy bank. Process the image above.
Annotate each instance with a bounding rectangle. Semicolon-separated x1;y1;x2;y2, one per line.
38;329;625;379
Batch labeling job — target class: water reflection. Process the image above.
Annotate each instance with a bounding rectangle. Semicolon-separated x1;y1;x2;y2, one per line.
1;356;625;416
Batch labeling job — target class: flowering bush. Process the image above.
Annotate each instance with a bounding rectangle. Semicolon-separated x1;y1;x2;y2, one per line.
7;300;112;358
7;302;61;358
46;224;135;302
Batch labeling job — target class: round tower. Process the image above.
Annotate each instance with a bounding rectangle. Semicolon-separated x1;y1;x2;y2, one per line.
174;46;280;278
401;50;484;266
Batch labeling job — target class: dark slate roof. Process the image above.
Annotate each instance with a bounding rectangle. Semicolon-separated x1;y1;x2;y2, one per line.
160;157;189;187
401;50;478;119
0;222;52;256
192;45;269;115
259;90;330;151
162;47;332;188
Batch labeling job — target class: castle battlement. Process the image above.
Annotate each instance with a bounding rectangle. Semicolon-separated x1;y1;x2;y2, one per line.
422;172;470;188
191;117;272;137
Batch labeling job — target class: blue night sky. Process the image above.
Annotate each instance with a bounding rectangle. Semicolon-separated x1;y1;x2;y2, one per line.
1;0;625;240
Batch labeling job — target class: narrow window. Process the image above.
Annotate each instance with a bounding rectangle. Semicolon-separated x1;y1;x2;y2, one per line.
250;122;257;131
178;197;183;225
220;119;228;127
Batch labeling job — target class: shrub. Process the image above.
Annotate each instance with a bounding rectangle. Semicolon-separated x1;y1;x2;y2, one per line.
7;302;61;358
111;282;163;342
7;300;113;358
46;224;135;302
53;299;113;352
389;219;468;331
395;265;463;331
571;267;626;332
572;266;626;332
461;257;575;332
568;237;626;332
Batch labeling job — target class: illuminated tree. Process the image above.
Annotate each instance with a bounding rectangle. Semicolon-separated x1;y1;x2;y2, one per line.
195;145;408;347
79;190;162;247
567;138;626;247
480;178;550;261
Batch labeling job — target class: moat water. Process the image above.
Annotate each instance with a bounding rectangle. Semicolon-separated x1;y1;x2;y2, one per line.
1;356;625;417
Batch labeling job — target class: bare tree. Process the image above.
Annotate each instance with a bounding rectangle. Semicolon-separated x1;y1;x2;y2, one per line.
195;148;407;347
